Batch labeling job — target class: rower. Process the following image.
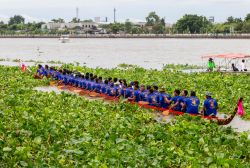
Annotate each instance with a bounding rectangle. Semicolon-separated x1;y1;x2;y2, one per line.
100;80;109;94
184;91;200;114
124;84;133;98
43;65;50;78
202;92;218;117
157;87;171;108
147;88;157;106
139;85;147;101
179;90;188;112
166;89;182;111
130;85;140;102
34;64;44;79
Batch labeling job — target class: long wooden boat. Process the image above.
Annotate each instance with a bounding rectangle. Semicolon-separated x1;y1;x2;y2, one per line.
51;81;237;125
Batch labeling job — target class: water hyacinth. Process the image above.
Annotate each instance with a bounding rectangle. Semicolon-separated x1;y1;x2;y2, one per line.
0;65;249;167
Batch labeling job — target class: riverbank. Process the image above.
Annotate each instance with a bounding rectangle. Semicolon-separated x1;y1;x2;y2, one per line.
1;33;250;39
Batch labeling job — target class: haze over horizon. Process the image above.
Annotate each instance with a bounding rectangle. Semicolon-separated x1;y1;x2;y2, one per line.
0;0;250;23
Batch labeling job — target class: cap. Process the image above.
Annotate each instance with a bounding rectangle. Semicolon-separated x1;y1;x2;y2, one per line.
205;91;212;96
160;87;165;92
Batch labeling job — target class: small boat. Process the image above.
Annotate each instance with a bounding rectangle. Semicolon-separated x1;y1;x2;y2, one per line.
59;35;70;43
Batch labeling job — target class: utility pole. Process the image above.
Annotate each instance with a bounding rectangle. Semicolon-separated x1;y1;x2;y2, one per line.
114;8;116;23
76;7;79;22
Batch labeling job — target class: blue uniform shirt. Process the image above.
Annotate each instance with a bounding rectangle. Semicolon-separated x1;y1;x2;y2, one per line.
171;96;182;111
101;84;107;94
147;93;157;106
185;96;200;114
133;90;141;102
125;88;132;98
140;91;149;101
158;93;171;109
204;98;218;116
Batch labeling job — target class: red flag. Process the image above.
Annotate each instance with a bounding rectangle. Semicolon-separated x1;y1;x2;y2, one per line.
21;63;27;72
237;98;245;117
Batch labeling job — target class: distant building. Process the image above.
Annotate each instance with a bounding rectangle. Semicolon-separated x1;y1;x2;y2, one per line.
94;17;101;23
208;16;215;23
133;22;146;28
41;21;102;33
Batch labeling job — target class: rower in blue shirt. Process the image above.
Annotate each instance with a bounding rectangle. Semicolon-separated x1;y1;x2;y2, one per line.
202;92;218;117
184;91;200;114
178;90;188;112
166;89;182;111
157;87;171;109
100;80;109;94
131;85;141;102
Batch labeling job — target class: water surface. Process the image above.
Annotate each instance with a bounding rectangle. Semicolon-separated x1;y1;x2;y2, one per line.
1;38;250;69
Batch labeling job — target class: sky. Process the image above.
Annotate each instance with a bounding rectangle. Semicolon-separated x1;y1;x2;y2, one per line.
0;0;250;23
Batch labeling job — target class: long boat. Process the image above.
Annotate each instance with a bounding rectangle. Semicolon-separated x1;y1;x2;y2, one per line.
52;81;238;126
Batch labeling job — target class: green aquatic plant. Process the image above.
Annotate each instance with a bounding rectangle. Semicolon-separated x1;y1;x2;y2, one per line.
163;63;203;70
0;66;250;167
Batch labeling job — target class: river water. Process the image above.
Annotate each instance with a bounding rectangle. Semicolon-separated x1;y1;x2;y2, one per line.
0;38;250;69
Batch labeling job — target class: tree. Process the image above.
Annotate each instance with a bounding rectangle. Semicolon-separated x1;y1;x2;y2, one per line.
110;23;124;34
227;16;242;23
124;21;132;33
227;16;235;23
175;14;210;34
71;17;80;23
242;21;250;33
245;13;250;21
146;12;160;26
8;15;25;25
51;18;65;23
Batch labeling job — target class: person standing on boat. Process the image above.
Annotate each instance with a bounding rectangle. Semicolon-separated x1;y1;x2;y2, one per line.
207;58;216;72
240;59;247;71
202;92;218;117
184;91;200;114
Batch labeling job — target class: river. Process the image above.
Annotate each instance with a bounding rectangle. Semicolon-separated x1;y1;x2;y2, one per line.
0;38;250;69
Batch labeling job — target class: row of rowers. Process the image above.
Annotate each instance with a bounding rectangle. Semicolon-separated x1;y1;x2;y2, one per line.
36;65;218;117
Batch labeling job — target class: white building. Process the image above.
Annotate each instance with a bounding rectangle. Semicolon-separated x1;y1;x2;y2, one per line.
41;22;99;32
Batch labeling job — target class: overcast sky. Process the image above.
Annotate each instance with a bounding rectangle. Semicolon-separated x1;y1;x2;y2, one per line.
0;0;250;23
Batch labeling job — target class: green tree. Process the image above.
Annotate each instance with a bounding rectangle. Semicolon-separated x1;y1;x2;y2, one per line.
51;18;65;23
245;13;250;21
227;16;235;23
124;21;133;33
242;21;250;33
110;23;124;34
146;12;160;26
71;17;80;23
8;15;25;25
175;14;210;34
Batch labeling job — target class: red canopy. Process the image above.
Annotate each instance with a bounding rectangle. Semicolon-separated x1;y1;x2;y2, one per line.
202;53;250;59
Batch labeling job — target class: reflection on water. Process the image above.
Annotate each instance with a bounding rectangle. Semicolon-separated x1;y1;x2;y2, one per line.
1;38;250;69
34;86;250;133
